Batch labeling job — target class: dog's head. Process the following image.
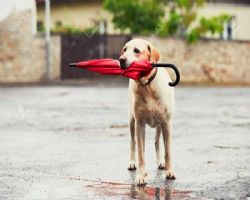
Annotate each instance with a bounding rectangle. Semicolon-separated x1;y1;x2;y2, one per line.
119;39;160;69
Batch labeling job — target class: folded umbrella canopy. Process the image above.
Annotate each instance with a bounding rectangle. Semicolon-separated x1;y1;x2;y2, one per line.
69;58;180;86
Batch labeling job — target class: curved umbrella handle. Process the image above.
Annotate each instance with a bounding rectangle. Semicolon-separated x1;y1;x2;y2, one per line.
152;63;180;87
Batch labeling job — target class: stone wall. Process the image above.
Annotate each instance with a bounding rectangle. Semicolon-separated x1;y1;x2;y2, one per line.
136;36;250;85
1;7;249;85
0;10;60;83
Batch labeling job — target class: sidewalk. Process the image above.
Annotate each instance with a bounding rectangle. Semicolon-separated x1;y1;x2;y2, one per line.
0;85;249;199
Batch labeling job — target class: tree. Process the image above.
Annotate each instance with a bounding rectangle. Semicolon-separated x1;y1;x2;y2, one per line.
103;0;166;34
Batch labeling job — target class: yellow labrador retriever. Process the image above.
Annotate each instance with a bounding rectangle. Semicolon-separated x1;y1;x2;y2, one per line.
119;39;176;185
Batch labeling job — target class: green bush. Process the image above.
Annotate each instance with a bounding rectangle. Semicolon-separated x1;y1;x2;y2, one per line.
187;14;232;43
51;23;99;35
104;0;232;43
52;24;83;34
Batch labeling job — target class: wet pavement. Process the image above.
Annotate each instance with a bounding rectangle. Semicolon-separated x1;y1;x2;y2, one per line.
0;84;249;200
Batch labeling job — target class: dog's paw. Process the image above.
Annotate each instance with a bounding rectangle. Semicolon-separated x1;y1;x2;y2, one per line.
165;169;176;179
135;173;147;186
158;163;165;170
128;163;137;171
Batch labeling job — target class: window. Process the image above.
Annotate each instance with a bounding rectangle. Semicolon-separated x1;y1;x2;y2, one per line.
37;20;44;32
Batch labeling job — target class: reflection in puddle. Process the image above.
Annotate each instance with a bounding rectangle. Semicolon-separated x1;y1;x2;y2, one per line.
84;179;203;200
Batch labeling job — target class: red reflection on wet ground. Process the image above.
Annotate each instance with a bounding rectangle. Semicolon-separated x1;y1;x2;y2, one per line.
83;179;205;200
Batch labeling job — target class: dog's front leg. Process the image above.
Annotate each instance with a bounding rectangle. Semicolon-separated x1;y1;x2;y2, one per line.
135;120;147;185
161;120;176;179
128;117;136;170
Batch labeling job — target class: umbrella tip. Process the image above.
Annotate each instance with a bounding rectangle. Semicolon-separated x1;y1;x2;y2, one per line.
69;63;77;67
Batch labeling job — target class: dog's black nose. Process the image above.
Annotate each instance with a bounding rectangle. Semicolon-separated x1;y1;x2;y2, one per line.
119;58;127;69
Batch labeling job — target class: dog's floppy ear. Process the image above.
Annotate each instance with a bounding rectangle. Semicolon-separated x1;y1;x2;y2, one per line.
147;43;160;63
120;46;127;56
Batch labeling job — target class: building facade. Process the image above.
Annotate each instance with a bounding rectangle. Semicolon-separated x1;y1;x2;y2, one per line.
36;0;250;40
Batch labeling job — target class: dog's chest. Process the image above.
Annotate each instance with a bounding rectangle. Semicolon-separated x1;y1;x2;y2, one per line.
134;87;167;127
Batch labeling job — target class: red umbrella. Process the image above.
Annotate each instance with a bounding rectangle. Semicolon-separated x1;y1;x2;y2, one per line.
69;58;180;86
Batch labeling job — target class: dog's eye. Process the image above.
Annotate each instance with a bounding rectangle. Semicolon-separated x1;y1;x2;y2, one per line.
123;47;127;52
134;48;140;54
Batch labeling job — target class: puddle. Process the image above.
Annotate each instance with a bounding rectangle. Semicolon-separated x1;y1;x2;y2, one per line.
110;124;128;128
213;145;239;149
109;133;127;137
83;179;206;200
233;122;250;128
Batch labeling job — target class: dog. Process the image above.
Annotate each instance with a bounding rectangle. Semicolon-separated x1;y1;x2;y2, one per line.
119;39;176;185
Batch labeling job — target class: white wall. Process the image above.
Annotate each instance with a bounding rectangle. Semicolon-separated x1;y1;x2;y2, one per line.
0;0;36;34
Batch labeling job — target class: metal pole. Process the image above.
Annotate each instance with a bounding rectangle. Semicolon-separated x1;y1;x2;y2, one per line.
45;0;51;80
99;21;105;58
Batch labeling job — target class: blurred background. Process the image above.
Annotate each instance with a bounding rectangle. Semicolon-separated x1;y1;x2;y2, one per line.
0;0;249;84
0;1;250;200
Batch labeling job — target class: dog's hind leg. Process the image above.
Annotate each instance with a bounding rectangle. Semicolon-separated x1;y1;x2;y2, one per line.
155;125;165;169
128;117;136;170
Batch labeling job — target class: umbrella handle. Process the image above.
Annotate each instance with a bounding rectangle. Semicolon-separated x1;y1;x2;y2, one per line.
152;63;180;87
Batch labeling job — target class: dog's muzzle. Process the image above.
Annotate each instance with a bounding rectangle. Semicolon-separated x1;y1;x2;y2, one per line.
119;58;127;69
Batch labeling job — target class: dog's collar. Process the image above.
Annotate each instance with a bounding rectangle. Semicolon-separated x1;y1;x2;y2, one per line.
139;67;158;86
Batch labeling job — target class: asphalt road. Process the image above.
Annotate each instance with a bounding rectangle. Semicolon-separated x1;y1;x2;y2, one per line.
0;85;249;200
